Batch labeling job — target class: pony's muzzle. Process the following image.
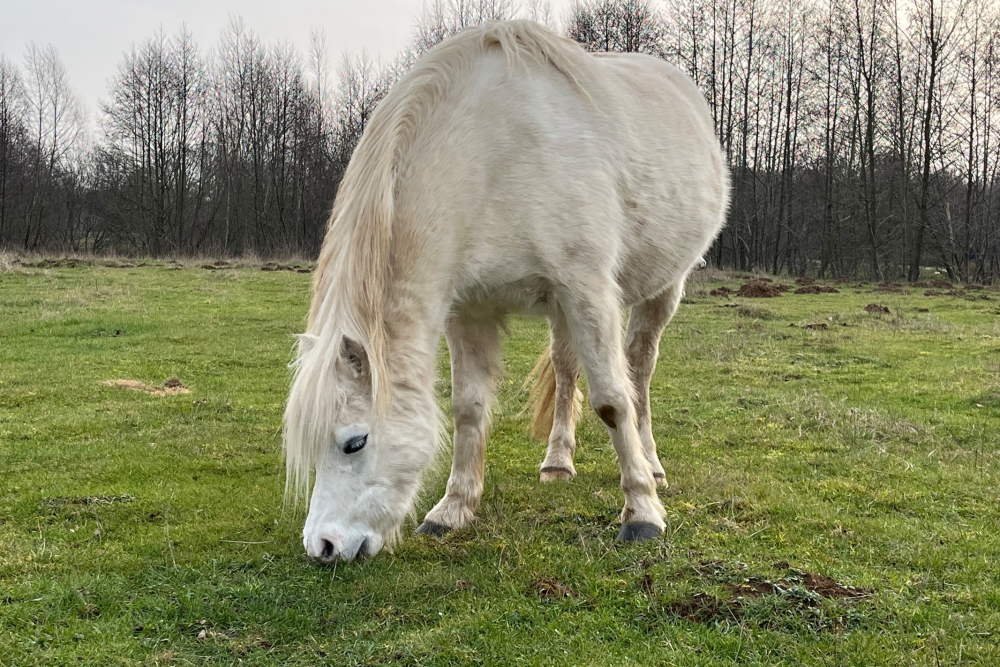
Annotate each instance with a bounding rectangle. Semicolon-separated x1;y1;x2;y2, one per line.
305;530;382;563
304;531;342;563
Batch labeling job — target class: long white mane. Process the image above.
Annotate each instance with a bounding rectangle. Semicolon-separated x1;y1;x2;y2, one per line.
283;21;591;502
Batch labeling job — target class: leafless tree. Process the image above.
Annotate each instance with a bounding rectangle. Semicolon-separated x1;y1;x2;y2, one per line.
568;0;666;55
19;44;85;250
0;57;27;246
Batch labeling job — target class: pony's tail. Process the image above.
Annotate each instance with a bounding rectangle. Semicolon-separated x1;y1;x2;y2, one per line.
524;347;582;442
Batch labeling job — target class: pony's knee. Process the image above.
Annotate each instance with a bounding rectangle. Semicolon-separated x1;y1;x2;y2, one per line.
596;404;618;429
453;399;487;428
590;392;631;430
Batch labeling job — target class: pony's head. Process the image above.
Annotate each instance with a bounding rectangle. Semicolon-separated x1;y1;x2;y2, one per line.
283;330;436;563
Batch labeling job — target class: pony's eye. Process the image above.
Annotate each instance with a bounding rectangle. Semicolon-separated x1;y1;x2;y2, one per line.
343;434;367;454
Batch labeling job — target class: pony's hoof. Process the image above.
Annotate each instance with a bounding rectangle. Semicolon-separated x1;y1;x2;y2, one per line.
415;520;451;537
653;472;669;488
539;466;575;483
616;522;663;543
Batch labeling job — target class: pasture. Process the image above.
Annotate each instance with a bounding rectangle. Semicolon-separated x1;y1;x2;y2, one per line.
1;260;999;665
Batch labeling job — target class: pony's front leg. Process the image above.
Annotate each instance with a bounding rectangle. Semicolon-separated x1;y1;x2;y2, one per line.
561;287;666;542
416;316;501;536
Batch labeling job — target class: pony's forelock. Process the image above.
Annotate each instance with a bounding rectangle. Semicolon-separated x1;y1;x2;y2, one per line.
283;280;371;505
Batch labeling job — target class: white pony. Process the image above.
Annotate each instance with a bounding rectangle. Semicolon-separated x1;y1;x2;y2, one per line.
284;20;729;562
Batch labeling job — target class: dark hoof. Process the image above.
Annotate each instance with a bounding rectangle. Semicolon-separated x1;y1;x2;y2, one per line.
652;472;668;488
616;522;663;543
415;520;451;537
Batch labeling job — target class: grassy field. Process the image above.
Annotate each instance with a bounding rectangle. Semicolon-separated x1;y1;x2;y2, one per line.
1;259;999;666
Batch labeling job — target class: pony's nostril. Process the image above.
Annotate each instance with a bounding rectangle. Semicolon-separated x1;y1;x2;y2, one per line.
320;539;335;561
357;537;370;559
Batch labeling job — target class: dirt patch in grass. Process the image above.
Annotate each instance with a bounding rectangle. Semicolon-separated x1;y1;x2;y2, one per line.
799;573;871;600
737;280;783;298
709;286;734;297
794;277;815;286
667;592;735;622
23;258;90;269
803;323;828;330
666;569;872;626
529;577;577;599
260;262;312;273
794;285;840;294
864;303;890;314
728;572;870;602
943;289;990;300
874;283;911;294
101;377;190;396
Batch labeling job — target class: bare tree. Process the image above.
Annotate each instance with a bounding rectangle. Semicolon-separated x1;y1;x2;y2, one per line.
0;57;26;246
21;44;85;249
525;0;556;27
908;0;967;281
568;0;666;55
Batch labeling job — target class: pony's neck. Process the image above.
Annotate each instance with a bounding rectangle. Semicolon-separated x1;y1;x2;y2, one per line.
382;278;447;406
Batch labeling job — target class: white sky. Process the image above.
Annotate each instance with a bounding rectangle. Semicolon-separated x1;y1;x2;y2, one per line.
0;0;574;125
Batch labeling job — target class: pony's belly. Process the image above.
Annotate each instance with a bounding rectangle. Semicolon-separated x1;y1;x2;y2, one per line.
452;277;555;319
617;249;691;306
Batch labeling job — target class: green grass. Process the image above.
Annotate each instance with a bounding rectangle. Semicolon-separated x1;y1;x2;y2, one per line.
1;262;999;665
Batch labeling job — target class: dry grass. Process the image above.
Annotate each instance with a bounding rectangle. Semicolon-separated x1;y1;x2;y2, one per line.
100;378;191;396
0;250;316;271
0;251;26;273
687;265;742;284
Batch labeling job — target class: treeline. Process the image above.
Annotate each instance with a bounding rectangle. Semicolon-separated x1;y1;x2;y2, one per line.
0;2;531;257
2;23;338;256
569;0;1000;281
1;0;999;281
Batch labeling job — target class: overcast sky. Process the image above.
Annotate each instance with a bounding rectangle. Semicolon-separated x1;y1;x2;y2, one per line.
0;0;573;126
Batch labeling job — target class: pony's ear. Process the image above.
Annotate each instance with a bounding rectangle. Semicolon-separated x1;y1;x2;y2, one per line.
296;333;319;356
340;336;369;377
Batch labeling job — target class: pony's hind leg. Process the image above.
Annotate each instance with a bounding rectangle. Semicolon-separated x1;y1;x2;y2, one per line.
559;286;666;542
416;315;501;536
539;309;582;482
626;284;683;487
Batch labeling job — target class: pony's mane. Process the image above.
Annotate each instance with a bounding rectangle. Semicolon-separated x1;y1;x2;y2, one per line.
284;21;590;502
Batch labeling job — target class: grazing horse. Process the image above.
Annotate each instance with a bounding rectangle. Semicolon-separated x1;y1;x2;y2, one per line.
284;20;729;563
